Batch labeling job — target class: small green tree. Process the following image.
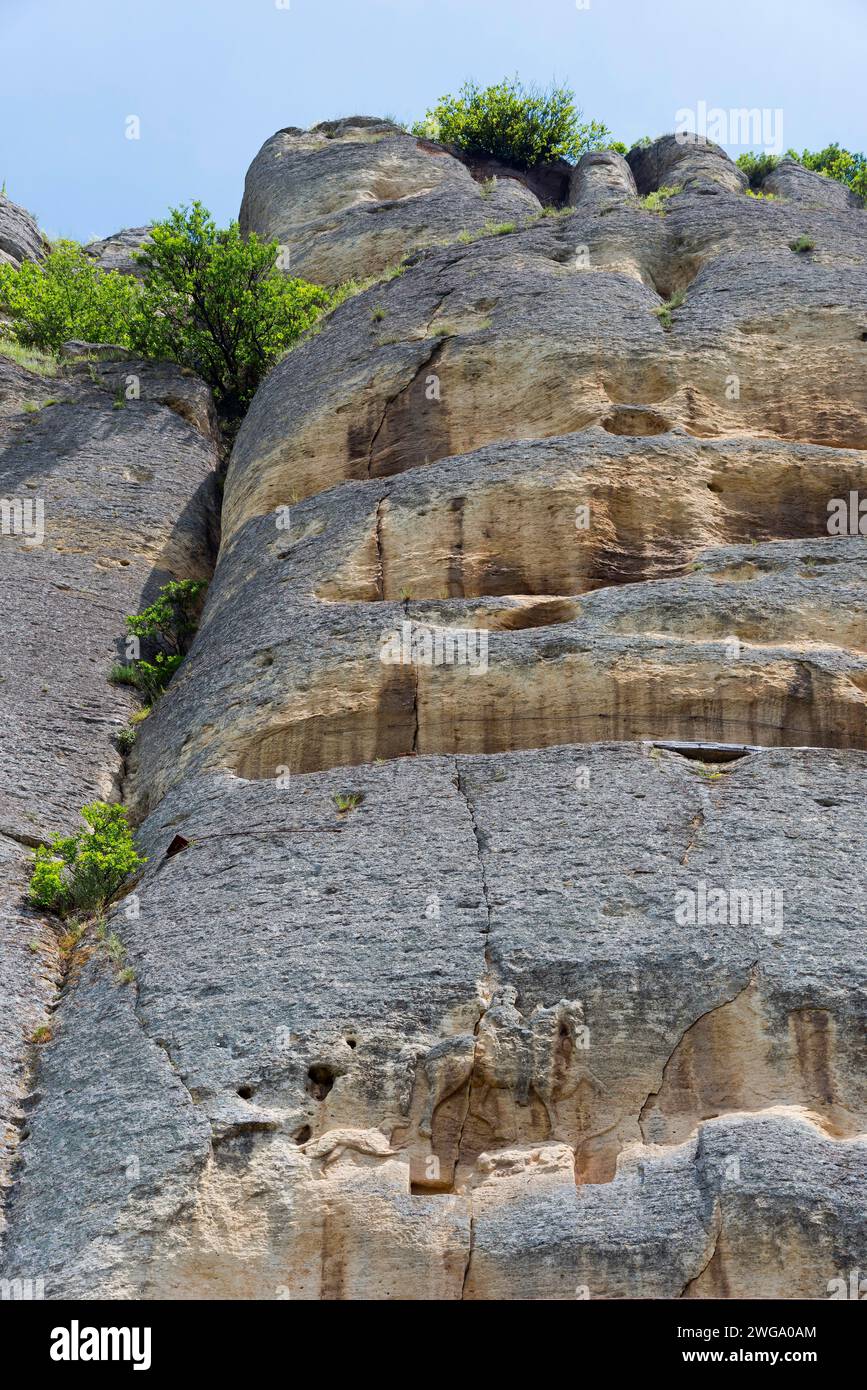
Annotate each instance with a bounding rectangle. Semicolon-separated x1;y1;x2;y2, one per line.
29;802;145;915
412;78;612;168
111;578;206;699
0;241;141;352
131;203;332;417
125;578;207;655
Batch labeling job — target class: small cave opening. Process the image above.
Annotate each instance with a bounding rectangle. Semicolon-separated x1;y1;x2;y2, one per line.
307;1064;336;1101
602;407;670;437
653;740;755;764
237;1084;255;1100
293;1125;312;1145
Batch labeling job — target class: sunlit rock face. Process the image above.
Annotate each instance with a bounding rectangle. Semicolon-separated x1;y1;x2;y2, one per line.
2;133;866;1300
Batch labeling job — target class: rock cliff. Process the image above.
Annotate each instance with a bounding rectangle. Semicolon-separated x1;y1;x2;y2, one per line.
1;125;865;1300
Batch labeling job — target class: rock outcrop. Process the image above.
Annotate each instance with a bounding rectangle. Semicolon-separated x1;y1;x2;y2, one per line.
0;193;46;270
240;118;541;286
84;227;154;277
1;130;865;1300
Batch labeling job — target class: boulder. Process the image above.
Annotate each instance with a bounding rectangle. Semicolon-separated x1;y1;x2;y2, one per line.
762;158;862;209
627;133;748;195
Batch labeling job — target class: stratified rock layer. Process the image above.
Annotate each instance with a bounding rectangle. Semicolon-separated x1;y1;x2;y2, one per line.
0;193;46;269
2;132;866;1300
0;347;219;1258
240;118;540;286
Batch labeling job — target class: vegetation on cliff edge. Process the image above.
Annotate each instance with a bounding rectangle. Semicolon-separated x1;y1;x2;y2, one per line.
412;77;612;168
0;203;332;418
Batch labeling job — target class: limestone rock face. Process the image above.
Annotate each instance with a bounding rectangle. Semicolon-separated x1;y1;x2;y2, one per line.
0;193;46;269
627;134;748;195
0;343;219;1257
762;158;863;209
239;118;540;286
83;227;154;277
2;136;866;1300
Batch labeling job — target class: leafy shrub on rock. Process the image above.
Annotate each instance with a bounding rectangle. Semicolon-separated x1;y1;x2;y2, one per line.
110;578;206;699
0;241;140;351
0;205;332;420
29;802;145;915
787;144;867;203
738;144;866;202
736;151;782;188
132;203;332;417
413;77;612;169
125;578;207;655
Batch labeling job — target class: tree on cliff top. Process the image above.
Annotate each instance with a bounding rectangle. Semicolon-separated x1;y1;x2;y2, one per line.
412;77;612;168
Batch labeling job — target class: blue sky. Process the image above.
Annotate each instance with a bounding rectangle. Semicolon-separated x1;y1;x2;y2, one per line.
1;0;863;242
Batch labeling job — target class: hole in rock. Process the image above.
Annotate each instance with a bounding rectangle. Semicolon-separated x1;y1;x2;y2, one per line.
654;740;756;763
601;407;670;437
307;1065;336;1101
470;597;581;630
346;1037;357;1049
293;1125;312;1145
237;1085;254;1100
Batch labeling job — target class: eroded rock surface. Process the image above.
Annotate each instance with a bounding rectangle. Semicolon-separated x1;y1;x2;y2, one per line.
84;226;153;277
0;344;219;1258
240;118;540;286
2;134;866;1300
0;193;46;269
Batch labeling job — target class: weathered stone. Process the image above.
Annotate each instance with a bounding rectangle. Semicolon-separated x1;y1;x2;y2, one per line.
239;118;540;286
627;133;748;195
225;182;867;535
0;193;46;269
2;121;866;1302
0;343;219;1260
83;226;153;277
569;148;638;208
4;747;865;1296
762;158;862;210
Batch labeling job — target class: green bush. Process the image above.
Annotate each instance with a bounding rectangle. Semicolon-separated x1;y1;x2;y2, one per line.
110;651;183;700
111;578;206;699
412;77;612;168
125;578;206;654
0;206;332;420
738;145;867;203
131;203;332;417
641;185;682;214
736;152;781;188
0;241;140;352
28;802;145;915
